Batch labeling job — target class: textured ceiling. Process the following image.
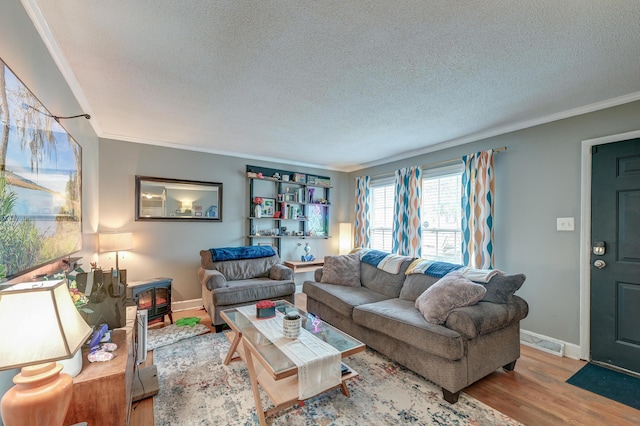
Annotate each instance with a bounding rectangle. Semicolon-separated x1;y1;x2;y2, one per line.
24;0;640;171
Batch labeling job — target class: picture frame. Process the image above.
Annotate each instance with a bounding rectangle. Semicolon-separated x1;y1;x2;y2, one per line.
284;193;296;202
307;175;317;185
262;198;275;217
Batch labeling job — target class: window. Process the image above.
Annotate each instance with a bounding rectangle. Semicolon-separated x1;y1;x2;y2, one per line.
370;178;394;252
369;165;463;264
421;164;463;264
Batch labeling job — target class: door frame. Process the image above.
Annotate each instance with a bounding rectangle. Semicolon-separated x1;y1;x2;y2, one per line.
579;129;640;360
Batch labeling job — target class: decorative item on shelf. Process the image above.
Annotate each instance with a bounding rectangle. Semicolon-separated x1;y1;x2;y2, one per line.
294;173;306;183
0;279;93;426
308;188;315;203
253;197;264;218
282;174;289;182
282;309;301;339
256;300;276;319
298;242;315;262
272;172;280;180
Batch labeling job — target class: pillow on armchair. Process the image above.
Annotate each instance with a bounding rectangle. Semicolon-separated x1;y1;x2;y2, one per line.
415;271;486;324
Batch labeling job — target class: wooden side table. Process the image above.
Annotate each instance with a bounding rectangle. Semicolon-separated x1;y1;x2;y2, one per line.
64;306;137;426
284;260;324;274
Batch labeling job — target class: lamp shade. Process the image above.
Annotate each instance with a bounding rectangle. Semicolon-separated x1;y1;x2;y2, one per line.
99;232;133;253
339;222;353;255
0;280;92;370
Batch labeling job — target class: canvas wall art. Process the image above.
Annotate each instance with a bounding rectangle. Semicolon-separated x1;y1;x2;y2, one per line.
0;58;82;281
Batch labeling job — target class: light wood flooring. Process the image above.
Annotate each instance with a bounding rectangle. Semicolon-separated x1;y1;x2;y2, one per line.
130;294;640;425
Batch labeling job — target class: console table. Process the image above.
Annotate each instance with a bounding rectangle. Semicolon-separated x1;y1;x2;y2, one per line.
64;306;136;426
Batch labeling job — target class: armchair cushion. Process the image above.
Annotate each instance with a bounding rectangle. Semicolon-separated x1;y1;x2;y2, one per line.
269;263;294;281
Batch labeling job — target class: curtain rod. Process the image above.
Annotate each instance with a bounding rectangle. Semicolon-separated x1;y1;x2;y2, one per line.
356;146;507;180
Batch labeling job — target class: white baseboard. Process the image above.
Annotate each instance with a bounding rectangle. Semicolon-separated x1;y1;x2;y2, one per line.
172;298;204;312
521;329;582;360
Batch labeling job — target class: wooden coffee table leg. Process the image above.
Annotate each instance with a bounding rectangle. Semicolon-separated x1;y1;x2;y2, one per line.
243;339;268;426
223;331;242;365
340;380;350;397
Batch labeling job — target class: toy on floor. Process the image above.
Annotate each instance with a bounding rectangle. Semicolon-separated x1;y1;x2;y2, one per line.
176;317;201;327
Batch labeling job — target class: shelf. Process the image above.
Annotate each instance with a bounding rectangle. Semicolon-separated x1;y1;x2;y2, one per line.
247;176;332;189
249;235;330;239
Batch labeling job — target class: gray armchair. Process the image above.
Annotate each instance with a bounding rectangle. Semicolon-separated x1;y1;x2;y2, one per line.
198;249;295;331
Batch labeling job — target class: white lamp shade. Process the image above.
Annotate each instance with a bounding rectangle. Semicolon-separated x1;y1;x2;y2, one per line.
339;223;353;255
0;280;92;370
99;232;133;253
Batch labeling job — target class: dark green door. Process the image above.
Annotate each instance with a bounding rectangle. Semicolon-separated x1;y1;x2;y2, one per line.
591;138;640;373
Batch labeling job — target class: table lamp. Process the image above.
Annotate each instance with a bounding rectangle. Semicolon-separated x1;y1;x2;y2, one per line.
0;279;93;426
99;231;133;296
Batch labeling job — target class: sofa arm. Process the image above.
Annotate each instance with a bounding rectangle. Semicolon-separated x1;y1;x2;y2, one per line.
314;268;323;282
445;296;529;339
198;268;228;291
269;264;294;281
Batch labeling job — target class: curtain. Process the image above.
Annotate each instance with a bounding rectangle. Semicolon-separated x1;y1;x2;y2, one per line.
354;176;371;248
392;166;422;257
461;150;495;269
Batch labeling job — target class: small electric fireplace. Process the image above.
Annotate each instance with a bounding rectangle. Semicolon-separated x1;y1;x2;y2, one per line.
127;277;173;324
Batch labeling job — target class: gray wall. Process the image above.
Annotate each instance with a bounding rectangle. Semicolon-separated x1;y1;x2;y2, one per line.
98;139;349;301
350;101;640;345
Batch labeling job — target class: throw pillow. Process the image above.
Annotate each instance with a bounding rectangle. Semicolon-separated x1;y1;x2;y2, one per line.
320;253;361;287
479;273;526;304
415;271;486;324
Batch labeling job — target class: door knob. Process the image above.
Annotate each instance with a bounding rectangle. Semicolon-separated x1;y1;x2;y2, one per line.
594;259;606;269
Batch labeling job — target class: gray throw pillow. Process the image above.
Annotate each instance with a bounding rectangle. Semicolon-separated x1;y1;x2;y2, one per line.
478;273;526;304
320;254;361;287
415;271;487;324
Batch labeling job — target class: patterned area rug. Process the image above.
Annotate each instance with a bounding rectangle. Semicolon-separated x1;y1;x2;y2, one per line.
153;332;521;425
147;323;210;350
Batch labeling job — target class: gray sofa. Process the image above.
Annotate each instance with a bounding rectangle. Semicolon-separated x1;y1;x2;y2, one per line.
303;254;529;403
198;249;296;331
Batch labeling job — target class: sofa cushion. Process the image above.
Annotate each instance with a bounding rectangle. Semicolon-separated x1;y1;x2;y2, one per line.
446;296;530;339
212;278;295;306
415;272;486;325
199;251;280;280
302;281;390;318
353;298;465;360
476;273;526;304
398;273;440;302
360;259;413;298
320;253;361;287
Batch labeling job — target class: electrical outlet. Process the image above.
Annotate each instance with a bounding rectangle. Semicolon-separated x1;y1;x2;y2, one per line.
556;217;575;231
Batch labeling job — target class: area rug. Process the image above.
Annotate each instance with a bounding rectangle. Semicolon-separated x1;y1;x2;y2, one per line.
153;332;521;425
147;323;210;350
567;362;640;410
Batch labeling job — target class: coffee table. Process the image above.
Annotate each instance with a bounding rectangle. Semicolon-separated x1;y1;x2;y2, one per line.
220;300;364;425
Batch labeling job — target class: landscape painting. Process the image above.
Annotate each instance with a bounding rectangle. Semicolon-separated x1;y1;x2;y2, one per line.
0;58;82;281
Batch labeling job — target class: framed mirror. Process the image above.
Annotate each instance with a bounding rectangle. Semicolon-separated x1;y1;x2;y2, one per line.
135;176;223;221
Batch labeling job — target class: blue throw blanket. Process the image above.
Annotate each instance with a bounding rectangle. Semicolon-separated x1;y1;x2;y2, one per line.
209;246;276;262
360;249;413;274
405;259;464;278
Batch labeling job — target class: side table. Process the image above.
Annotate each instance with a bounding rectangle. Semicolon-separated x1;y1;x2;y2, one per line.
284;260;324;274
64;306;137;426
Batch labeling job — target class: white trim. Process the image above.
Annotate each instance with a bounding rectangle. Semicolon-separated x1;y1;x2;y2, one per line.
171;298;204;313
579;129;640;361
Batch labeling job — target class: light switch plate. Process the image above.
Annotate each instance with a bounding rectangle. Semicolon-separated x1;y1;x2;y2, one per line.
557;217;575;231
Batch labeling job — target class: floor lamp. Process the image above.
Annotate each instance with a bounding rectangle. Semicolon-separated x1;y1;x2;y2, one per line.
0;279;92;426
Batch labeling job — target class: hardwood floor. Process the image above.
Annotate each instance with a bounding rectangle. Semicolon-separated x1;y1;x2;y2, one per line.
130;295;640;425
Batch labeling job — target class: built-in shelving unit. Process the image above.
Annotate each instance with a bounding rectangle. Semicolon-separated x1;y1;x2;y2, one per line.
246;165;331;256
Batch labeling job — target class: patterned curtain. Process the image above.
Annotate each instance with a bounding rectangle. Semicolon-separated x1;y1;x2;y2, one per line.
392;166;422;257
354;176;371;248
461;150;495;269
